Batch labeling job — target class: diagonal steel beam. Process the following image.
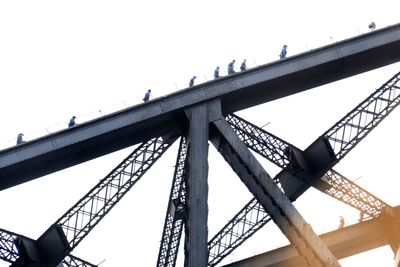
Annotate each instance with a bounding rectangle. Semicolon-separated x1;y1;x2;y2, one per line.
210;117;341;267
157;137;188;267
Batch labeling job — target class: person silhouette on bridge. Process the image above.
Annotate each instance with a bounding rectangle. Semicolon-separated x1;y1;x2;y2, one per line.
68;116;77;127
143;89;151;102
279;45;288;59
358;211;365;222
189;76;197;87
368;22;376;30
228;60;235;74
240;59;247;71
338;216;345;229
214;66;220;79
16;133;25;145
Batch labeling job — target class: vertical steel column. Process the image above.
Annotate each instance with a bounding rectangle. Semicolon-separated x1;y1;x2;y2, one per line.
184;104;209;267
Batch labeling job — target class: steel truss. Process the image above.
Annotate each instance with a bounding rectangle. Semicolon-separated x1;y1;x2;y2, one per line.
206;72;400;266
157;137;188;267
227;114;389;216
56;136;177;250
2;74;398;267
323;169;386;217
7;136;177;267
0;228;96;267
0;228;19;264
325;71;400;160
62;255;98;267
207;198;270;267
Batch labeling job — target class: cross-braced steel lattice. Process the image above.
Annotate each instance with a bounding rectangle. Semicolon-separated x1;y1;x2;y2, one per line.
157;137;188;267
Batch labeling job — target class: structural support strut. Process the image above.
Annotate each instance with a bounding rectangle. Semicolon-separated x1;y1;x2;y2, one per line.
184;104;210;267
210;117;340;267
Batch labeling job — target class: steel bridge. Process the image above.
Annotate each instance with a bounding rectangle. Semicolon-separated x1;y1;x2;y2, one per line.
1;23;400;267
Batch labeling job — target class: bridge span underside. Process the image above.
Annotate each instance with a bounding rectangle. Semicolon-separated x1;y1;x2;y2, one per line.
223;215;397;267
1;23;400;190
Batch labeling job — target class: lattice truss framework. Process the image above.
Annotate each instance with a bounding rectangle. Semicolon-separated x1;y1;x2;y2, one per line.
0;71;399;266
157;137;188;267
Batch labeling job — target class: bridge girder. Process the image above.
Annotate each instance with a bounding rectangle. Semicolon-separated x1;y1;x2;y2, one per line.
223;209;400;267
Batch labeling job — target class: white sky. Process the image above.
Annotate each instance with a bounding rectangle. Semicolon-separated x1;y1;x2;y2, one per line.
0;1;400;266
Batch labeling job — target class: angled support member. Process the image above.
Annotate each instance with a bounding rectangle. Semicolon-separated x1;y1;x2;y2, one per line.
157;137;188;267
11;136;177;267
210;114;340;267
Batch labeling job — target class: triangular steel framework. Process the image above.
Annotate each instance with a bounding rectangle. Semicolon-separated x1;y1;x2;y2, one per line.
1;28;400;266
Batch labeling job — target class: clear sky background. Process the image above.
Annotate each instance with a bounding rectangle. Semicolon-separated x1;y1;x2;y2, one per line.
0;1;400;266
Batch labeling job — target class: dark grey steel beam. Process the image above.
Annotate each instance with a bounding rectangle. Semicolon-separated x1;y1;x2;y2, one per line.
223;215;394;267
184;104;210;267
210;117;340;267
2;23;400;190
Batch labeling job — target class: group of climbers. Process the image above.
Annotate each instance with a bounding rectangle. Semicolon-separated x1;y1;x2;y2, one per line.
189;45;288;88
16;45;289;146
17;115;78;145
141;44;289;101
